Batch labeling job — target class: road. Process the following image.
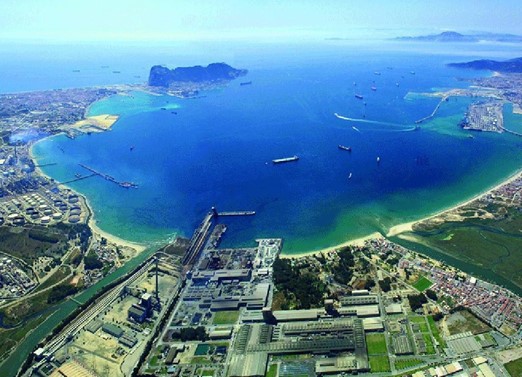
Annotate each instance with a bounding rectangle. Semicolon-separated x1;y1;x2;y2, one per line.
38;258;154;358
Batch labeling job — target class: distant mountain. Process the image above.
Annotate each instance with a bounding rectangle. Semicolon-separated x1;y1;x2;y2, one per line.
448;57;522;73
148;63;247;87
395;31;522;43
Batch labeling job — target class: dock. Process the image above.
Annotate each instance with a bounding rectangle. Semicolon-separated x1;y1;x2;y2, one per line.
79;164;138;188
182;212;214;266
217;211;256;217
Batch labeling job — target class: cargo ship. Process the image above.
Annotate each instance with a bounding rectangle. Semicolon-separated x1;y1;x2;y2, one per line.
240;81;252;86
355;94;364;99
338;145;352;152
272;155;299;164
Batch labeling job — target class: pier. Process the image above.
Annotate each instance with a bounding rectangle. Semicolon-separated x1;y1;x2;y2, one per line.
59;173;96;185
500;126;522;137
415;95;448;124
34;163;57;168
217;211;256;217
79;163;138;189
182;212;214;266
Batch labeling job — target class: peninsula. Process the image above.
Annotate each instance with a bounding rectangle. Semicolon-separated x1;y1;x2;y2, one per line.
395;31;522;43
448;57;522;73
148;62;247;87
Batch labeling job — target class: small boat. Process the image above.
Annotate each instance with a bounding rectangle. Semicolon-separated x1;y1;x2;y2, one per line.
112;70;121;74
240;81;252;86
410;71;416;75
371;86;377;91
374;71;381;76
348;172;353;179
352;126;360;132
355;94;364;100
376;156;381;163
75;173;82;178
396;82;400;87
130;146;135;151
338;145;352;152
72;69;80;73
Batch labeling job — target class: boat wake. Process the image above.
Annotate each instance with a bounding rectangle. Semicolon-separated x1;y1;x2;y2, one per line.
334;113;411;131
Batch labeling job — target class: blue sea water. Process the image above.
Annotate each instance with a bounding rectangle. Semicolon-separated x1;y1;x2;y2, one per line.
7;40;521;253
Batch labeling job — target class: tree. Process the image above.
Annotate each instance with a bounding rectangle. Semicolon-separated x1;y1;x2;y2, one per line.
379;277;392;292
408;293;427;311
426;289;438;301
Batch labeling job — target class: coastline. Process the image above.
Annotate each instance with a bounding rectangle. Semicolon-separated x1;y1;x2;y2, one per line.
280;232;383;259
29;131;147;255
387;168;522;237
283;168;522;260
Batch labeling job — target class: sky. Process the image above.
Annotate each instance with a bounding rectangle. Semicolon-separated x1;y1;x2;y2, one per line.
1;0;521;42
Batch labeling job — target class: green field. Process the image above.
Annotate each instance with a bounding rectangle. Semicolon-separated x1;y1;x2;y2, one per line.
366;333;387;354
409;316;429;332
427;316;446;347
409;205;522;290
422;333;435;354
212;310;240;325
369;355;391;372
505;357;522;377
265;364;278;377
413;276;433;292
33;265;71;293
395;358;425;370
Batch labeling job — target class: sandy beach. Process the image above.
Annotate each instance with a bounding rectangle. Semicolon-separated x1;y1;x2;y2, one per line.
29;141;147;255
283;169;522;260
88;213;146;253
387;169;522;237
281;232;383;259
71;114;119;131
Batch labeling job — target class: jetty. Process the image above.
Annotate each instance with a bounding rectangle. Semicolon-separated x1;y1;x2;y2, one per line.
59;173;96;185
415;95;448;124
34;163;57;168
500;126;522;137
79;164;138;188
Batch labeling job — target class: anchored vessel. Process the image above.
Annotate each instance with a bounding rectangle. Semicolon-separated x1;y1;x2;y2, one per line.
338;145;352;152
240;81;252;86
272;155;299;164
355;94;364;99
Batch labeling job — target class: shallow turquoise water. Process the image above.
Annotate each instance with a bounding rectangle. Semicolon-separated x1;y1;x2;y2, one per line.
28;42;522;253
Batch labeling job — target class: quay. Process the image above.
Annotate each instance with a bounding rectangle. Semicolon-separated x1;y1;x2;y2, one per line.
79;163;138;188
182;211;214;267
